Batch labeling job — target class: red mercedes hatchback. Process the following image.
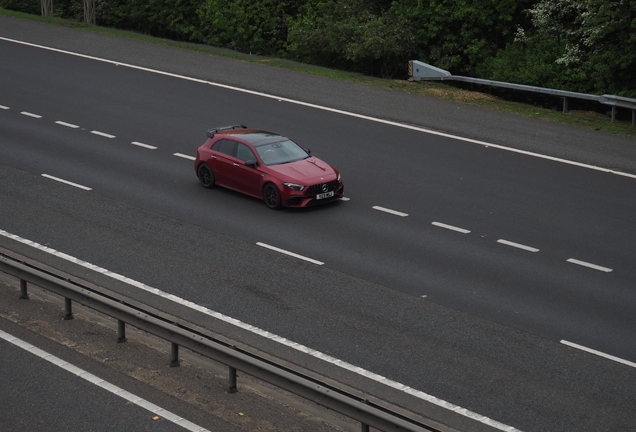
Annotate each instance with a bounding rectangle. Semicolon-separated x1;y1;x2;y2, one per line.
194;125;344;209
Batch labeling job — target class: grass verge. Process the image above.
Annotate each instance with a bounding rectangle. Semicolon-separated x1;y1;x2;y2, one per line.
2;8;635;139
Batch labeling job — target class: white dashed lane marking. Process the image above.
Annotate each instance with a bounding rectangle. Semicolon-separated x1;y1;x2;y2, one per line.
561;340;636;368
497;239;540;252
131;141;157;149
91;130;116;138
4;101;617;278
432;221;471;234
566;258;612;272
55;121;80;129
256;242;324;265
41;174;92;191
372;206;408;217
0;330;211;432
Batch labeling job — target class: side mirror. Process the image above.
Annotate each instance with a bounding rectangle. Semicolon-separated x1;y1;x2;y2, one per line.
245;159;258;168
305;148;311;155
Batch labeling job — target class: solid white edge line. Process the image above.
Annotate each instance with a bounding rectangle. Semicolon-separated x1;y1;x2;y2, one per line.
41;174;92;191
560;340;636;368
1;36;634;181
0;105;9;109
90;130;116;138
0;330;211;432
372;206;409;217
55;121;80;129
21;111;42;118
431;221;471;234
0;229;522;432
566;258;612;272
256;242;324;265
131;141;158;149
496;239;540;252
174;153;196;160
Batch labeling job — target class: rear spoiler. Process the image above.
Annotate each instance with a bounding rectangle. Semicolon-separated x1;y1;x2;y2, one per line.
206;125;247;138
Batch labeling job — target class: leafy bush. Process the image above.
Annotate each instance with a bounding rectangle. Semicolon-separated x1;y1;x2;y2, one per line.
194;0;295;55
392;0;531;75
0;0;40;15
54;0;84;21
95;0;202;41
478;0;636;97
288;0;417;78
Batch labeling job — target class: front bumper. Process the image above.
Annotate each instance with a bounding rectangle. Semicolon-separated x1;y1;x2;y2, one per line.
285;184;344;207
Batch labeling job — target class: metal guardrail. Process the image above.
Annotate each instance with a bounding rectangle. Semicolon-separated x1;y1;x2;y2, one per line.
408;60;636;126
0;253;442;432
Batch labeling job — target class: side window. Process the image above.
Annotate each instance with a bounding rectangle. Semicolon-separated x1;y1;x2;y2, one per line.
212;139;236;156
236;143;256;163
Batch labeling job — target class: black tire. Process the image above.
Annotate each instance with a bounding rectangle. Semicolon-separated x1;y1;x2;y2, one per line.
263;183;282;209
197;164;215;189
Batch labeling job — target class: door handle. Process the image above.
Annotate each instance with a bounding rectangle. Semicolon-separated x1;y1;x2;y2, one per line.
233;163;240;166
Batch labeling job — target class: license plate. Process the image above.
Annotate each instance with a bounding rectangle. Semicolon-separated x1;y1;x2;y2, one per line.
316;191;334;200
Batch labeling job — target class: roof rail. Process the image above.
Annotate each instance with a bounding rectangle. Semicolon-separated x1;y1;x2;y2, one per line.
207;125;247;138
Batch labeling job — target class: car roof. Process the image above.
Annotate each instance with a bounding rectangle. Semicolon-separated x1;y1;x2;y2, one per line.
214;128;288;147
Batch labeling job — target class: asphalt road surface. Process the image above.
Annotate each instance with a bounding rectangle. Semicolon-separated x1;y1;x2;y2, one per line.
0;328;199;432
1;14;635;432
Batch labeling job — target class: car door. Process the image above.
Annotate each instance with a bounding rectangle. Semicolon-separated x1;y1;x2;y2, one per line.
232;143;263;197
209;139;238;188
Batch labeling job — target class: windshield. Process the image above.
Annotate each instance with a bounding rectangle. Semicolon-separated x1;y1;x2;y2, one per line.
255;139;309;166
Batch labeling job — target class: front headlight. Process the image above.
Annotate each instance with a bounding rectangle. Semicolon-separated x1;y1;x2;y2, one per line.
337;173;341;181
283;182;305;191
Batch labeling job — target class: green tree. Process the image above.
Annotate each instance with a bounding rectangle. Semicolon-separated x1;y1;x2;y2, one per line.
97;0;202;41
392;0;531;75
582;0;636;96
480;0;636;96
0;0;40;15
287;0;417;77
194;0;295;55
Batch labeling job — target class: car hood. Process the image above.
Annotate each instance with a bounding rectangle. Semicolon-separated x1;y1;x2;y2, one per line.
267;157;337;183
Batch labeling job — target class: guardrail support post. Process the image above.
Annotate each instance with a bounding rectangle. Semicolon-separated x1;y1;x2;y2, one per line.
611;106;616;123
563;97;568;113
228;366;238;393
19;279;29;300
170;342;180;367
361;399;370;432
117;320;126;343
64;298;74;320
632;109;635;126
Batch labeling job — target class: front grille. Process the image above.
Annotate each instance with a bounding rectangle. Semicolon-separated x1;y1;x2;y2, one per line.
307;180;340;195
